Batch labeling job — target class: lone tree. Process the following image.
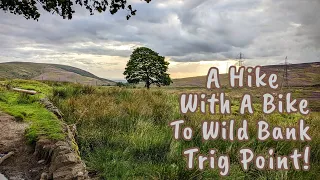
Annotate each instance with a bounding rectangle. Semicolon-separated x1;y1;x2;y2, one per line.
0;0;151;20
124;47;172;89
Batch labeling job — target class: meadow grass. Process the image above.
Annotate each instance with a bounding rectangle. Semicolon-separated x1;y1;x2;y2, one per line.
51;85;320;179
0;80;64;143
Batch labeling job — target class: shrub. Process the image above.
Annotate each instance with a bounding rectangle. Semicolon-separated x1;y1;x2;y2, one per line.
53;84;96;99
17;93;38;104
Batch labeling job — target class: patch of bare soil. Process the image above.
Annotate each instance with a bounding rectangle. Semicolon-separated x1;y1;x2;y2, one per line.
0;112;48;180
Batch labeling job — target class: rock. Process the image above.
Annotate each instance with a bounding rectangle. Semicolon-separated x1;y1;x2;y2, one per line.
29;168;41;178
69;124;77;138
8;173;25;180
54;141;69;148
40;172;49;180
53;164;88;180
40;98;63;119
48;133;89;179
38;160;45;164
55;153;79;166
33;138;55;162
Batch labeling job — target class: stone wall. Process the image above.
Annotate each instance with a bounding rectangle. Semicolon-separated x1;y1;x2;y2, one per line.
35;98;89;180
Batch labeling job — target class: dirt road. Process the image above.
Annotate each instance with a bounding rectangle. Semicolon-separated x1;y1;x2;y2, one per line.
0;112;47;180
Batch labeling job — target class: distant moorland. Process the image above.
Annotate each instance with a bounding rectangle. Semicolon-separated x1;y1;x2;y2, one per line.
172;62;320;87
0;62;115;86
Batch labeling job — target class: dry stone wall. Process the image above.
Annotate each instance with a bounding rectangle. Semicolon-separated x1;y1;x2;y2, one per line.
36;98;89;180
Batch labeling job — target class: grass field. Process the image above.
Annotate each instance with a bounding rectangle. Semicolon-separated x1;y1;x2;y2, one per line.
0;80;64;143
0;79;319;179
49;84;320;179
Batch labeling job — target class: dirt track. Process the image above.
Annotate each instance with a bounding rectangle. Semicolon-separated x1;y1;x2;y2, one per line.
0;112;47;180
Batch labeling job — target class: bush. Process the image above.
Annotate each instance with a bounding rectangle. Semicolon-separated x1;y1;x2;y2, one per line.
17;93;38;104
53;84;96;99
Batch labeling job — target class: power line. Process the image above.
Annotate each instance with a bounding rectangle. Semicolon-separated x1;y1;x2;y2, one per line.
283;56;289;88
238;52;244;66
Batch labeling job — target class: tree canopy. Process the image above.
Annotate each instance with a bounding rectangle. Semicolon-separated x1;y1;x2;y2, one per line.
0;0;151;20
124;47;172;89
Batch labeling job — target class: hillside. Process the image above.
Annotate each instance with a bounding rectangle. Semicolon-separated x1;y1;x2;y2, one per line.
0;62;115;86
172;62;320;87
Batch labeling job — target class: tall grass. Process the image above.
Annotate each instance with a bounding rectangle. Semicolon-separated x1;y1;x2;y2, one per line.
52;86;320;179
52;84;95;99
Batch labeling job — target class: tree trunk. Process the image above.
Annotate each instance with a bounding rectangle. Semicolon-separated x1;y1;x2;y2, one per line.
12;88;37;95
146;80;150;89
146;72;150;89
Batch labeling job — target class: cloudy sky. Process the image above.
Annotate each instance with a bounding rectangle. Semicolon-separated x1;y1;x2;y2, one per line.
0;0;319;80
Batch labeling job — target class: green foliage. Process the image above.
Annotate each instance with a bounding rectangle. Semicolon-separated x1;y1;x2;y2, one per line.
0;0;151;20
116;82;126;87
17;92;38;104
115;82;137;88
52;84;96;99
124;47;172;89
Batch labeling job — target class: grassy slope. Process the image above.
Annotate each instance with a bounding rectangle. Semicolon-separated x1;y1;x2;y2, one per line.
0;62;115;85
172;62;320;87
51;85;320;179
0;80;64;143
52;64;111;82
0;62;44;79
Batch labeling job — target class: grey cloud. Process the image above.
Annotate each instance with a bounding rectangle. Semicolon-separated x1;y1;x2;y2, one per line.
0;0;319;70
74;58;119;66
67;46;131;57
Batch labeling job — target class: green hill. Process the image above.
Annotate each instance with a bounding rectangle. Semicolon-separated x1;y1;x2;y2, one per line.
0;62;115;86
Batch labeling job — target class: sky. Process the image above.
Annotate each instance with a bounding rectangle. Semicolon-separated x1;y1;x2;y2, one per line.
0;0;319;80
